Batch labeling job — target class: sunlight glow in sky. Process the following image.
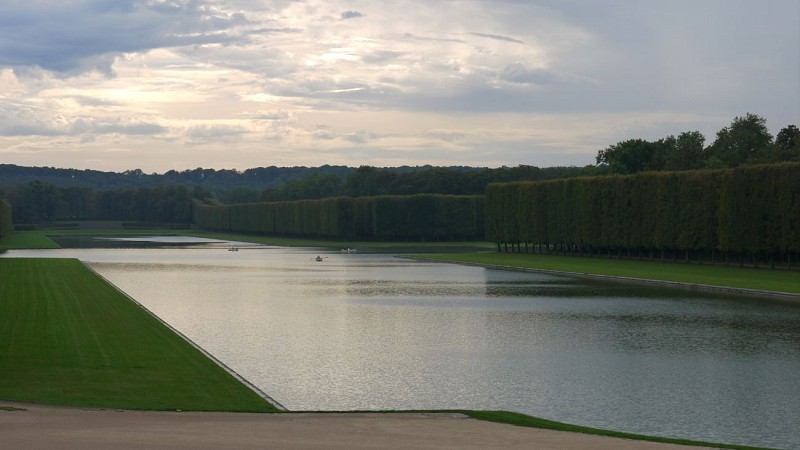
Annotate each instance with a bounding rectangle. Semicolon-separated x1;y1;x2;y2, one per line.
0;0;798;172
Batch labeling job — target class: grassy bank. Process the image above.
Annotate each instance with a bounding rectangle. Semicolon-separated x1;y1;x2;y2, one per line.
0;228;494;253
412;252;800;295
0;231;60;250
0;258;277;412
459;411;772;450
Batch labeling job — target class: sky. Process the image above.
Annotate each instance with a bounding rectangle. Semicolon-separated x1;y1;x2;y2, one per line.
0;0;798;173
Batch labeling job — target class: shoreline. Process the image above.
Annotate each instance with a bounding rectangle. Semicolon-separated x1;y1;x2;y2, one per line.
404;256;800;303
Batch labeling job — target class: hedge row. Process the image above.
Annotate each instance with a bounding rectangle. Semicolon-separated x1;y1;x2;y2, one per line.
486;163;800;263
194;194;485;241
0;199;14;239
0;200;11;240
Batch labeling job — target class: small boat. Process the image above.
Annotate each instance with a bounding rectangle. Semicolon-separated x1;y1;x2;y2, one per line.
340;248;357;254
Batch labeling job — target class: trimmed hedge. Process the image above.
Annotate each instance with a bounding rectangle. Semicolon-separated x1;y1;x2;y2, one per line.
486;163;800;266
0;199;11;240
194;195;485;241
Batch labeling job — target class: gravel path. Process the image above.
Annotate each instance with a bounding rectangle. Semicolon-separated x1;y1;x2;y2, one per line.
1;402;711;450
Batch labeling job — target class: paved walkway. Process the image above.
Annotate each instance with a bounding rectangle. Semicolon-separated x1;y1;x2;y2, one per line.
1;402;711;450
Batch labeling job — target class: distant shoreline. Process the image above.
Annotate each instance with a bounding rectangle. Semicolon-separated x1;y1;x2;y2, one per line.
404;255;800;303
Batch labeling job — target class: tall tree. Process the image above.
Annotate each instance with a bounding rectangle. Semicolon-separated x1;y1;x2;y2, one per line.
774;124;800;161
706;113;773;167
665;131;705;171
596;139;661;174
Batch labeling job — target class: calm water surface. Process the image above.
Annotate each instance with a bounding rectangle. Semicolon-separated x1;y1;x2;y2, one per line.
4;239;800;449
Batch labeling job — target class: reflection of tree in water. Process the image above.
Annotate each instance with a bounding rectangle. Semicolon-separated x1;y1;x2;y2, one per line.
605;303;800;357
480;266;800;357
481;268;685;299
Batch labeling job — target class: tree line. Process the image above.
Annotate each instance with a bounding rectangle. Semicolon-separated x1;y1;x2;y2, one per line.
0;164;350;193
596;114;798;174
0;181;203;224
194;194;485;241
260;165;598;201
486;163;800;267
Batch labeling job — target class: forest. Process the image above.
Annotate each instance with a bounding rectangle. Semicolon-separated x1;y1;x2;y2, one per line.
0;182;200;225
486;163;800;267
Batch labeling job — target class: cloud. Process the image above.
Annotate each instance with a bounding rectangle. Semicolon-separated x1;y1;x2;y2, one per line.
311;129;335;140
340;10;364;20
0;0;250;75
185;124;248;144
343;131;376;144
424;130;468;143
0;0;797;172
500;63;558;85
70;118;167;136
252;110;292;121
469;32;524;44
0;99;169;137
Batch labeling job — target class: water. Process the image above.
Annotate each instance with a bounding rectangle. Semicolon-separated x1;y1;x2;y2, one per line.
3;238;799;449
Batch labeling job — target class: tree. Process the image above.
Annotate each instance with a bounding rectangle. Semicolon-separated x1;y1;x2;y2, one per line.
665;131;705;171
221;187;261;204
706;113;772;167
19;181;59;223
774;124;800;161
343;166;396;197
596;139;660;174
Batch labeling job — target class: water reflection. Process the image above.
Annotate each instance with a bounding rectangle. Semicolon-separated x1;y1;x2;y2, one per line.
2;244;799;449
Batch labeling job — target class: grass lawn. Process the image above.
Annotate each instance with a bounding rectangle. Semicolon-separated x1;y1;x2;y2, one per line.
0;258;278;412
0;231;61;250
412;252;800;295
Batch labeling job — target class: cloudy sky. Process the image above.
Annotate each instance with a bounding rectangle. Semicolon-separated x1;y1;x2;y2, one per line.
0;0;797;172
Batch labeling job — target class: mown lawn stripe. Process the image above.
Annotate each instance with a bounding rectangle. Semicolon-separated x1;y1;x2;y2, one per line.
0;258;277;412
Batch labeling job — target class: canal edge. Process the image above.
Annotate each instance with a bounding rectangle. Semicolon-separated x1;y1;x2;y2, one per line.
400;256;800;303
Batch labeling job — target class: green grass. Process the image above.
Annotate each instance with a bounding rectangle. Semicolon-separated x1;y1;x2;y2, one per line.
184;229;494;251
0;258;277;412
458;411;773;450
287;409;770;449
0;231;61;250
0;406;26;411
412;252;800;295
